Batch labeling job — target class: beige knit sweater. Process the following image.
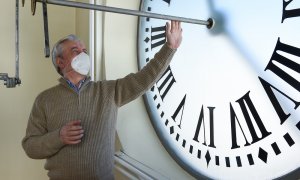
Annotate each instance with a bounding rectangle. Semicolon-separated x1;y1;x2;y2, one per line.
22;44;176;180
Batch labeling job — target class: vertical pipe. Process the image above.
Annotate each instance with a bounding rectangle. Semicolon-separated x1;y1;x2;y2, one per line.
15;0;19;78
89;0;95;81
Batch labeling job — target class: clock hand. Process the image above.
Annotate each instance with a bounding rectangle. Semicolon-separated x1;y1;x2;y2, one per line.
206;0;260;74
206;0;226;35
223;27;262;74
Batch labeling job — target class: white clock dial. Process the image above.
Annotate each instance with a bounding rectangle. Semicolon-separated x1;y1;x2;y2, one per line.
138;0;300;179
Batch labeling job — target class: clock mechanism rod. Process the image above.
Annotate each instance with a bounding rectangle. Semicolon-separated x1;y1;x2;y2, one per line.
32;0;214;28
29;0;214;57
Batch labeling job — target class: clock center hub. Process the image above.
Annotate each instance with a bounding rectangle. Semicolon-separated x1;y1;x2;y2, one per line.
206;18;215;29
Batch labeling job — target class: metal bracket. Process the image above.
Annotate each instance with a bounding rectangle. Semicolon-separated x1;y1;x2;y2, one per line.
42;0;50;57
31;0;37;15
0;73;21;88
29;0;50;57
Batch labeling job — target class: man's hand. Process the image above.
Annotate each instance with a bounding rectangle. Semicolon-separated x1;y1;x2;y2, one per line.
166;20;182;49
60;120;84;145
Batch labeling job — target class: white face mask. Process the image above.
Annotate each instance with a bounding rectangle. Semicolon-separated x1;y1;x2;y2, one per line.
71;52;91;75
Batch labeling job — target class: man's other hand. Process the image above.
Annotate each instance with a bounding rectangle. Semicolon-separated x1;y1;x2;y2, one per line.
60;120;84;145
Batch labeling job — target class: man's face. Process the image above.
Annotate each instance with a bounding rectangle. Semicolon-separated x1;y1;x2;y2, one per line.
57;40;88;76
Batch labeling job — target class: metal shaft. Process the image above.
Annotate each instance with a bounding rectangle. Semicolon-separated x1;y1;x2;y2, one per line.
36;0;212;27
15;0;19;79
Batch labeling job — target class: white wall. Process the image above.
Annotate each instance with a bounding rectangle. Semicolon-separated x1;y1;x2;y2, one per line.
103;0;195;179
76;0;90;52
0;1;75;179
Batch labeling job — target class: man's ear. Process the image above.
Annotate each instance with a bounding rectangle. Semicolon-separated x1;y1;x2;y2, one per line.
56;57;65;69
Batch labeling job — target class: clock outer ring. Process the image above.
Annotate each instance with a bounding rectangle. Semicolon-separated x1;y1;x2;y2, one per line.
136;0;300;179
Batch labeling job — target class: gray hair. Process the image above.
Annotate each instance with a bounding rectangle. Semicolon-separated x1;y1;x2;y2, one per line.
51;34;81;75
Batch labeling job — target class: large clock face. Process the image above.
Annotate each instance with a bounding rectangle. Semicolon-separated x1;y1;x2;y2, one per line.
138;0;300;179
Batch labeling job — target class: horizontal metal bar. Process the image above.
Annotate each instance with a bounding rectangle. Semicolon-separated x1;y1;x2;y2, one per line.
36;0;212;27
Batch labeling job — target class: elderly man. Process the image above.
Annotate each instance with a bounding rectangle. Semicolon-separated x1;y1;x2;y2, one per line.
22;21;182;180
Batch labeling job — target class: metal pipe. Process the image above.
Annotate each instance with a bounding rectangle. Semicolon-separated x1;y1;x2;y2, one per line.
15;0;20;78
114;151;169;179
36;0;214;28
115;153;155;180
0;0;21;88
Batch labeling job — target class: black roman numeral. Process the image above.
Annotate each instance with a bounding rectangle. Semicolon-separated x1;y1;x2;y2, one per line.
282;0;300;22
171;94;186;128
156;66;176;101
259;77;299;124
160;0;171;5
193;106;216;148
230;91;271;149
151;26;166;50
265;38;300;92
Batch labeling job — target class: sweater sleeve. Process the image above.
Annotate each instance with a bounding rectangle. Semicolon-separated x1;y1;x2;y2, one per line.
22;94;65;159
114;43;176;107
